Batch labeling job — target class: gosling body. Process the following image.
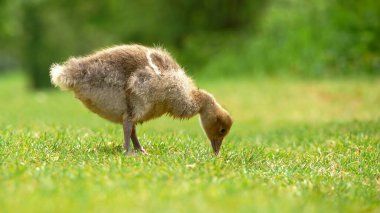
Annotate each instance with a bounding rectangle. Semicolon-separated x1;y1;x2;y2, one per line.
50;44;232;155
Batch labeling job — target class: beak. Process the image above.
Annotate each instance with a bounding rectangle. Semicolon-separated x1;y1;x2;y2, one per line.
211;139;222;155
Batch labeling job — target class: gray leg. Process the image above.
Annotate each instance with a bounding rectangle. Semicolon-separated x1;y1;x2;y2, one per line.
122;116;133;154
131;125;148;154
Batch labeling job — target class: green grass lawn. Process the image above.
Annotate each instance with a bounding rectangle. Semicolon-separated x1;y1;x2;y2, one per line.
0;73;379;213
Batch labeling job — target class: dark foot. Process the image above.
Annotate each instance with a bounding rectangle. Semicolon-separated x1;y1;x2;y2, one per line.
140;148;149;155
124;148;148;156
124;150;136;156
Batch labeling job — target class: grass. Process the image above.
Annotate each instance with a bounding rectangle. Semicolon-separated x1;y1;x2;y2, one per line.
0;73;379;213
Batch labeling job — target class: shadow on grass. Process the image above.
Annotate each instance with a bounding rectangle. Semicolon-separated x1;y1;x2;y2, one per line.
97;144;124;155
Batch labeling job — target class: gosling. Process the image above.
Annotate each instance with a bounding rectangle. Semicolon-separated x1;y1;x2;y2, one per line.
50;44;232;155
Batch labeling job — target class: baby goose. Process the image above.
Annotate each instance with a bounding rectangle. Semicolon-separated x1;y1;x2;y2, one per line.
50;44;232;155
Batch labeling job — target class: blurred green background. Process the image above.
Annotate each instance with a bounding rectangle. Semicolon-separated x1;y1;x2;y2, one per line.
1;1;380;212
1;0;379;88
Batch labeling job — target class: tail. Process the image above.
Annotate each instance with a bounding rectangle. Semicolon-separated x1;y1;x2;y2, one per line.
50;63;72;90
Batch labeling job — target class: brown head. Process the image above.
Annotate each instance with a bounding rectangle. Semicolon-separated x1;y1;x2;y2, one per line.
198;90;233;155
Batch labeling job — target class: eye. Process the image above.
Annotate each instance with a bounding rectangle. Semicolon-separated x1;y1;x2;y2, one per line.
219;128;226;134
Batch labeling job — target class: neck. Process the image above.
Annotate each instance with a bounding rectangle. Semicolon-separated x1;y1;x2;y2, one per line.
170;89;216;119
193;89;217;116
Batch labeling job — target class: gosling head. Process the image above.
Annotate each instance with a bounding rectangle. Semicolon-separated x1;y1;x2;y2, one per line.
199;91;233;155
